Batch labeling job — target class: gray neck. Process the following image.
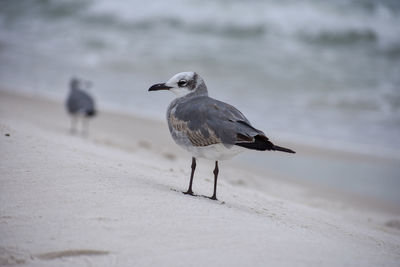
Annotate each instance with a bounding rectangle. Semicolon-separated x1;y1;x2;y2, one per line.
70;80;80;91
192;78;208;97
183;76;208;99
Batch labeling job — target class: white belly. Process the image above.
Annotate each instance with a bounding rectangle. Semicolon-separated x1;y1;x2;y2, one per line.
182;143;245;161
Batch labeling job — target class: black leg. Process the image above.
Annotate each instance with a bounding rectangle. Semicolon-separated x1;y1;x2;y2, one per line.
70;116;77;135
81;117;89;137
210;161;219;200
183;157;196;195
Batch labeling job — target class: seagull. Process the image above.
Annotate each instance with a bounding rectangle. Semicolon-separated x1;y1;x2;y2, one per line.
149;72;295;200
66;77;97;136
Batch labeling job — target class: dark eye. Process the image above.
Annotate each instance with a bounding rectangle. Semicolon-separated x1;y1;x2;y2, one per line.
177;79;187;87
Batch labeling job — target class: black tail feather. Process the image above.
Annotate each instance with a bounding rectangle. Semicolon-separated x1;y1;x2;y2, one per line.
236;135;295;154
272;145;296;154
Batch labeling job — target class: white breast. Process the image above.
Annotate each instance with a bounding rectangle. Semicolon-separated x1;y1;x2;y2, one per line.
182;143;245;161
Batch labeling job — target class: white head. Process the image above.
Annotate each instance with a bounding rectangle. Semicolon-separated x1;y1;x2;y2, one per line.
148;72;207;98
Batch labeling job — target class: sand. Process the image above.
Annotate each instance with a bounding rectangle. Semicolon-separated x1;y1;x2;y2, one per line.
0;90;399;266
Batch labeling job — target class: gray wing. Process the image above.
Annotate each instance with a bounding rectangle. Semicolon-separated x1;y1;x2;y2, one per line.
171;96;265;147
66;89;95;115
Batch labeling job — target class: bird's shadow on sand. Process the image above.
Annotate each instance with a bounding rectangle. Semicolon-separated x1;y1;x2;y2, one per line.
167;187;280;220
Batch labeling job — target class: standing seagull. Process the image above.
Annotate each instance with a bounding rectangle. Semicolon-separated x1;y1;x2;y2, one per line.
66;77;97;135
149;72;295;200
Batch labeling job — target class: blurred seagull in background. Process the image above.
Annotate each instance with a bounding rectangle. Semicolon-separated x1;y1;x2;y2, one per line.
149;72;295;201
66;77;96;136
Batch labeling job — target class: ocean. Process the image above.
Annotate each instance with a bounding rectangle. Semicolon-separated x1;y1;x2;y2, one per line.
1;0;399;204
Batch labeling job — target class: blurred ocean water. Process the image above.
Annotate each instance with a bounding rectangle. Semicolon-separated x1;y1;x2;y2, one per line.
0;0;399;158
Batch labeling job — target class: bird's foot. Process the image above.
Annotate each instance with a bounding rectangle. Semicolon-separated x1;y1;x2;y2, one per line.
203;195;224;204
183;190;195;196
208;195;218;201
171;188;198;197
170;189;223;203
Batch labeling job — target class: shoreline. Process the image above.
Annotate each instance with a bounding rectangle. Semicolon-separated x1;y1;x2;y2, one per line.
3;86;399;163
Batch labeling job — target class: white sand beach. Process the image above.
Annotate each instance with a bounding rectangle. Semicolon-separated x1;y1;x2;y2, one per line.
1;90;400;267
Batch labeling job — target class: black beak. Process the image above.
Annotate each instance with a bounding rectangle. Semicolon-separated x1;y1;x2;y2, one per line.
148;83;172;92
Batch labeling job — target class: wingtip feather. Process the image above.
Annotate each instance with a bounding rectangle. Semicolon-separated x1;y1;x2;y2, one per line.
273;145;296;154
